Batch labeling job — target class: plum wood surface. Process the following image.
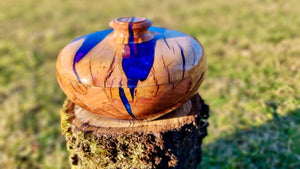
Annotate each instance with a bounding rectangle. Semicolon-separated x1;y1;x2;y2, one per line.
60;94;209;169
56;17;207;120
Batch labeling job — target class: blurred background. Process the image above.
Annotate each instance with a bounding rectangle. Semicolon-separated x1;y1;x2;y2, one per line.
0;0;299;168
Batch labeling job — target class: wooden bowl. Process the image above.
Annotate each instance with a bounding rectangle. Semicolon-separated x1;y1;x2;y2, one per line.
56;17;207;120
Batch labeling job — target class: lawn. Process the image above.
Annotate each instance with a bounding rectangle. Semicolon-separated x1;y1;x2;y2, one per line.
0;0;299;168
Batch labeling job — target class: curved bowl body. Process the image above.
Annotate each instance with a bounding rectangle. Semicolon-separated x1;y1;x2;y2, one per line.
56;17;207;120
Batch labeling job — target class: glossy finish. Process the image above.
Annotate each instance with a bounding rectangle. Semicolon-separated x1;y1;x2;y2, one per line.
56;17;207;120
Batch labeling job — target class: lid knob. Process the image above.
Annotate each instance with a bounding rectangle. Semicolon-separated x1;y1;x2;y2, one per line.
109;17;154;44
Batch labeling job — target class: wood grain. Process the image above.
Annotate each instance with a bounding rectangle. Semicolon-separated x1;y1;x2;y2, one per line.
56;17;207;119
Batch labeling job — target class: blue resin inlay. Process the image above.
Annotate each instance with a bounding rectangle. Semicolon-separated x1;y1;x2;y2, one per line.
73;29;113;82
118;23;169;118
119;87;135;118
122;40;156;98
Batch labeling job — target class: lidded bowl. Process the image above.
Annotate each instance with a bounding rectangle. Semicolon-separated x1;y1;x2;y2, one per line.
56;17;207;120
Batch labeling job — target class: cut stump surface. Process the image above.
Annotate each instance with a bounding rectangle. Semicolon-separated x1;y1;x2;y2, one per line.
60;94;209;169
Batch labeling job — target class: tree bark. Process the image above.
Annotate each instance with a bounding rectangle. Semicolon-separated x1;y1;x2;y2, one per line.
60;94;209;169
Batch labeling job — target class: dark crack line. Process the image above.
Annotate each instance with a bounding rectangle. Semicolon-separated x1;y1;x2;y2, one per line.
178;44;186;79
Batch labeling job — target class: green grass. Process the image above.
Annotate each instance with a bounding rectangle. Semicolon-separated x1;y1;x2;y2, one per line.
0;0;299;168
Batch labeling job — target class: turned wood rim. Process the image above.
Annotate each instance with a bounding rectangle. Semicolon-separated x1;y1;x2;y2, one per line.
109;17;152;30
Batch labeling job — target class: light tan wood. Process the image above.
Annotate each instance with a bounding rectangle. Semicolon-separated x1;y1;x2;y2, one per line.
56;17;207;119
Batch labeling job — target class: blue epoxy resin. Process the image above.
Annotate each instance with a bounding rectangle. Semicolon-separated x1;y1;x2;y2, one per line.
122;40;156;98
73;29;113;82
119;87;135;118
118;25;189;118
118;18;158;118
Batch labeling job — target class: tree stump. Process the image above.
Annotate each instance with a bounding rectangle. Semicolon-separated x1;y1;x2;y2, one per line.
60;94;209;169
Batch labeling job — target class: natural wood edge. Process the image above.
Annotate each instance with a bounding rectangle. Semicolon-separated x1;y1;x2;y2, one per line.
71;98;196;135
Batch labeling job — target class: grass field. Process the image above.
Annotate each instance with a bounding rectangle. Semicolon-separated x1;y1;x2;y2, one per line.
0;0;299;168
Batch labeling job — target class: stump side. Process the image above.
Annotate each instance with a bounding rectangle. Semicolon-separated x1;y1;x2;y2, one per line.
60;94;209;169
